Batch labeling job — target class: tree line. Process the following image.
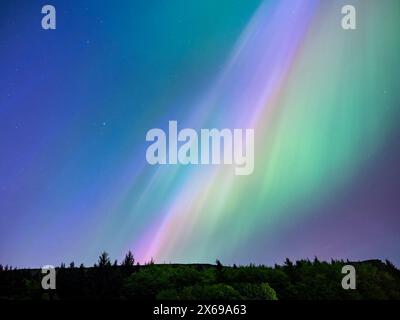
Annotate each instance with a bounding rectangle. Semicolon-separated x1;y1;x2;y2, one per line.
1;252;399;300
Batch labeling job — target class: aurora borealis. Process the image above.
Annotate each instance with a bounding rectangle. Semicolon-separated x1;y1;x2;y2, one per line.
0;0;399;268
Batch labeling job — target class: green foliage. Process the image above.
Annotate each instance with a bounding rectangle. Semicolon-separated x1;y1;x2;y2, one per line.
156;282;277;300
22;279;42;300
1;253;399;300
179;284;241;300
122;265;213;299
233;283;277;300
123;266;170;298
156;288;180;300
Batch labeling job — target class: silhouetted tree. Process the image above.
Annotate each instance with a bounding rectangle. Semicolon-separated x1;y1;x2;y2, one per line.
98;251;111;268
386;259;398;270
121;251;135;267
284;258;293;268
69;262;75;268
216;259;223;271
